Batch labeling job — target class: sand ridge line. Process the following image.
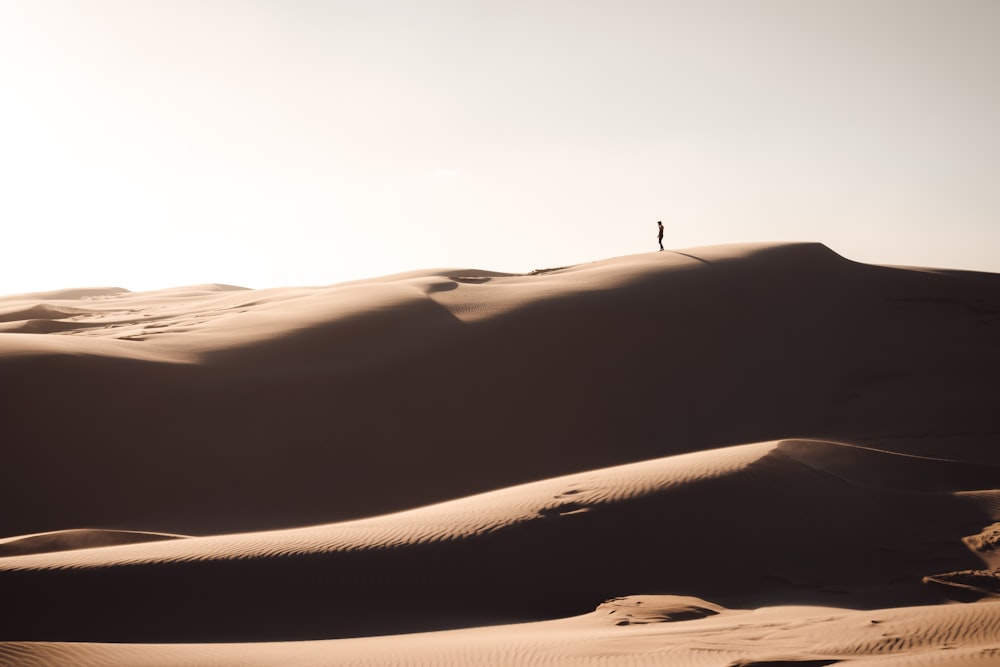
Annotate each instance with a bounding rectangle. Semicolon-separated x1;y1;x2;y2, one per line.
0;529;191;557
2;598;998;667
0;441;779;571
775;440;1000;494
0;243;848;340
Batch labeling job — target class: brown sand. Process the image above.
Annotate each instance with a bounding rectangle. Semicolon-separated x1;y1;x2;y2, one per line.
1;242;998;664
2;597;999;666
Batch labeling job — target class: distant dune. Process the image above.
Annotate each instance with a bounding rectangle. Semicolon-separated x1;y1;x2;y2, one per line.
1;243;998;665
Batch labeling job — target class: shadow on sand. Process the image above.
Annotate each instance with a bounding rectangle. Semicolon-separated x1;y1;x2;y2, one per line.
669;250;713;265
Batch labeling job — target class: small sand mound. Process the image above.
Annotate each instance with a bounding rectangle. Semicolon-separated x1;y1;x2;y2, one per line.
0;319;98;334
595;595;725;625
0;287;129;303
964;522;1000;560
0;304;92;323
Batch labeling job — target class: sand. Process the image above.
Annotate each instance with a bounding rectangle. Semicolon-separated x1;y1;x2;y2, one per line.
1;242;998;665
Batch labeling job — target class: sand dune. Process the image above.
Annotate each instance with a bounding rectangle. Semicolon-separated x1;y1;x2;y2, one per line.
2;598;999;666
0;437;996;642
1;242;998;663
2;243;998;536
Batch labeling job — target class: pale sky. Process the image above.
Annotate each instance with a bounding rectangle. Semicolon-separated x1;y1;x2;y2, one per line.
2;0;998;294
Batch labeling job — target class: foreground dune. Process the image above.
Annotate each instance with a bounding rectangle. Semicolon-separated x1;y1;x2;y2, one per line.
3;597;1000;667
1;438;998;642
1;242;998;664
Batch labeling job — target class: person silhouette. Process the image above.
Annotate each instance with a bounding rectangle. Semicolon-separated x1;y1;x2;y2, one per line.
657;221;664;251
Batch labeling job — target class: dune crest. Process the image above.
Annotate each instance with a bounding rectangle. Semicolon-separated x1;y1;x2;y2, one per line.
595;595;725;625
0;529;189;557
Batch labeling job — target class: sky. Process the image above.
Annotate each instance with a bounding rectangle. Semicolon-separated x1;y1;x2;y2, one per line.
1;0;998;294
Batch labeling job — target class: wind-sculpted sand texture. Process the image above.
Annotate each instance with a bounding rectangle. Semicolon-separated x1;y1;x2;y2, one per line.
1;243;998;664
2;598;999;666
2;439;993;641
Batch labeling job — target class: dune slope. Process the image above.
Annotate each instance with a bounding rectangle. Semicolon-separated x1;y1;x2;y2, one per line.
1;243;998;536
1;243;998;663
0;438;996;641
3;597;1000;667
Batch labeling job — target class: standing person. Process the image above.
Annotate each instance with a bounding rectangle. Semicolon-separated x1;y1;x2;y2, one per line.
657;221;664;251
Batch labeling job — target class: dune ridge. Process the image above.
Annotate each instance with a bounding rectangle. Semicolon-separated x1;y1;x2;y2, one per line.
2;598;999;667
0;438;996;642
2;242;998;664
2;243;998;537
0;528;189;557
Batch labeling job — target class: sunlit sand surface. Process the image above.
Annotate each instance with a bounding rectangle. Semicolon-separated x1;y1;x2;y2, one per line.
2;243;998;665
